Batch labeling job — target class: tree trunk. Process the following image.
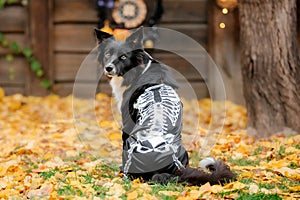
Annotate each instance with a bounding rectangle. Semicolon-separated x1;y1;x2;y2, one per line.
239;0;300;137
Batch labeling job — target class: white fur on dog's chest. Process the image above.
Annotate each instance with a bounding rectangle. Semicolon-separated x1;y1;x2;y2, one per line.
110;76;127;110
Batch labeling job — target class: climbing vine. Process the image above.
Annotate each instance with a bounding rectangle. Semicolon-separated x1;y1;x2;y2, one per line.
0;0;18;8
0;0;51;88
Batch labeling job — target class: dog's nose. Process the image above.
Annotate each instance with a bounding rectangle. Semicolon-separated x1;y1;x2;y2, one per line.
105;66;113;72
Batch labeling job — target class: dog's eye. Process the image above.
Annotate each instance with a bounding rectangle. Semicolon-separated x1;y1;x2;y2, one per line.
104;52;111;58
120;55;127;60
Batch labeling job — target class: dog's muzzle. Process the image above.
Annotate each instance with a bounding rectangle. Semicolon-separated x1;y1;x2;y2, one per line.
104;64;117;77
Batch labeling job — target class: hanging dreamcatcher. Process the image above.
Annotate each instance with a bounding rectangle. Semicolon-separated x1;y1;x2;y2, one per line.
112;0;147;28
96;0;163;47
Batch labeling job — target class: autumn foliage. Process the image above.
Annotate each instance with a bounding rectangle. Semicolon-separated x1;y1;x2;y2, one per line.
0;88;299;199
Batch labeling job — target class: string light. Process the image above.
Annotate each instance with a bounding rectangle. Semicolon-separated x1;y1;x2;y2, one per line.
222;8;228;14
220;7;228;29
219;22;226;29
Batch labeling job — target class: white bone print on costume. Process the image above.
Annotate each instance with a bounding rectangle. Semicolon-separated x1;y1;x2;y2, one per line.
123;84;185;174
132;84;181;149
134;84;181;127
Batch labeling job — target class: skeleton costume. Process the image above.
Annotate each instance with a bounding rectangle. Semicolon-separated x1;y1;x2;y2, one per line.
120;61;188;179
95;27;235;185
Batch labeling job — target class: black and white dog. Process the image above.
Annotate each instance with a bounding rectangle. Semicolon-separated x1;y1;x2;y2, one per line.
95;27;234;185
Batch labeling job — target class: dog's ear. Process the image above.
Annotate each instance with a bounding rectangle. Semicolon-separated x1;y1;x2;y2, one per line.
126;26;144;49
94;28;114;43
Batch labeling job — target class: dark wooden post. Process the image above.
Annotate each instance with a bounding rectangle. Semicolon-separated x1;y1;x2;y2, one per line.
27;0;53;95
207;1;244;105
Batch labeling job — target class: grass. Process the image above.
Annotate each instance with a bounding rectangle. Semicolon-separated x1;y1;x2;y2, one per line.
35;162;121;198
97;162;120;178
62;152;89;162
151;182;183;193
228;158;260;166
21;155;38;170
98;162;119;172
122;178;132;191
239;178;254;185
258;183;276;190
158;196;178;200
150;182;183;199
16;147;298;200
237;193;282;200
279;177;300;189
32;158;299;199
278;146;285;157
39;168;59;180
82;173;93;184
289;162;298;169
253;146;263;155
92;185;109;198
217;190;239;198
57;185;81;196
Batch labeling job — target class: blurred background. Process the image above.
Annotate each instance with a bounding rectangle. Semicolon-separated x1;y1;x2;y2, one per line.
0;0;299;105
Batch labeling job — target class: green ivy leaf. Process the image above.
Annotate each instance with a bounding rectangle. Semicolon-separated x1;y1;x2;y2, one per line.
9;42;20;53
36;69;44;77
9;66;15;73
31;60;41;71
0;33;4;42
9;74;15;81
28;56;35;63
40;79;52;88
22;48;32;58
2;39;8;47
0;0;5;9
6;54;13;62
7;0;17;3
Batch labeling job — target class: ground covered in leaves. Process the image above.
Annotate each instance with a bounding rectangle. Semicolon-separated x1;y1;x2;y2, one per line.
0;88;299;199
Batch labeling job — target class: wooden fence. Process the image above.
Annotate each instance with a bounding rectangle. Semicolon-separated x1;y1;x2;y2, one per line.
0;0;209;99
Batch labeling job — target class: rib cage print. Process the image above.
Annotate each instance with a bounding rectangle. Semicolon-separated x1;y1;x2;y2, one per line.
134;84;181;127
123;84;185;174
133;84;181;149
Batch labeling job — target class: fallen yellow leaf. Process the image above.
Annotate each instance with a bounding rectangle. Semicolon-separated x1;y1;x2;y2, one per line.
158;190;180;196
141;193;159;200
0;87;4;100
223;181;246;191
27;183;53;199
108;132;122;140
127;190;138;200
274;167;300;180
249;183;259;194
0;189;20;198
187;190;202;199
239;171;254;179
0;180;7;190
289;185;300;192
107;183;125;197
198;182;211;195
0;165;8;176
211;184;223;194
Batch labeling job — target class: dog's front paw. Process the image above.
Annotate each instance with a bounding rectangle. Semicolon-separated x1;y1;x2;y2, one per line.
151;173;177;185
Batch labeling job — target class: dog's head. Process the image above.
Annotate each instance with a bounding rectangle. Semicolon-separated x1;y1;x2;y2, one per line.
95;27;145;78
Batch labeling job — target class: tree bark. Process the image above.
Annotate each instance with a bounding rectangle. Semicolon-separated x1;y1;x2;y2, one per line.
239;0;300;137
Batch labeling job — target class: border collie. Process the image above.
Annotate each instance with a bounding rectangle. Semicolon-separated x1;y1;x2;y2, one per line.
95;27;235;185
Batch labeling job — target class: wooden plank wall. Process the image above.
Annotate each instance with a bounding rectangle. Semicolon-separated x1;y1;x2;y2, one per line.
0;4;28;95
0;0;209;98
52;0;209;99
